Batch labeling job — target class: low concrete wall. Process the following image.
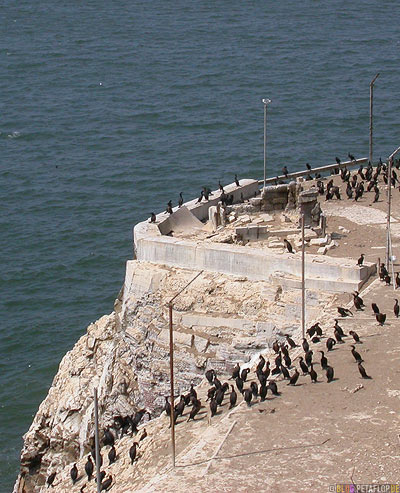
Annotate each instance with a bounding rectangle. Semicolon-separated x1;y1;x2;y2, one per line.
154;179;260;235
133;231;375;292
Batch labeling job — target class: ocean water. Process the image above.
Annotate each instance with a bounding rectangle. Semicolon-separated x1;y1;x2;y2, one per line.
1;1;399;489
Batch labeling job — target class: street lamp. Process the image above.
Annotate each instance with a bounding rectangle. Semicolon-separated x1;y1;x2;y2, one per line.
369;73;380;164
262;98;272;189
386;145;400;270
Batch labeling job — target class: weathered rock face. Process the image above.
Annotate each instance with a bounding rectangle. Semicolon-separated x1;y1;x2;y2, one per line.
14;260;335;492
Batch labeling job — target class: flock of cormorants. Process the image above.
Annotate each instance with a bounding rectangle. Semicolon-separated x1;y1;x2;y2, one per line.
46;410;149;490
46;157;398;490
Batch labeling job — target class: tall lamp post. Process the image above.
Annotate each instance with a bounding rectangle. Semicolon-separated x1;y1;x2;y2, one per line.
369;73;380;164
386;145;400;268
262;98;272;189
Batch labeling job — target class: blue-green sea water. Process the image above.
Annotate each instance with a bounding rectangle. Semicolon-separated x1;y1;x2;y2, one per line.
1;1;399;490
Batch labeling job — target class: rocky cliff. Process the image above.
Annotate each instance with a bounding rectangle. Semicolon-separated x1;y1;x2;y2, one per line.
14;260;336;492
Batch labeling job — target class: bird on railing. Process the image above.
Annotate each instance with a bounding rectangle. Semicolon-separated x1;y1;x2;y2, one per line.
348;153;356;161
282;166;289;178
234;174;240;186
306;162;311;170
178;192;183;207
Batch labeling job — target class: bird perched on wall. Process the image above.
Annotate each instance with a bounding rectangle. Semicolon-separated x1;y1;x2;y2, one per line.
348;153;355;161
166;202;173;214
282;166;289;178
197;190;204;203
150;212;156;223
306;162;311;171
235;174;240;186
357;254;365;266
336;156;341;166
218;180;224;191
178;192;183;207
284;238;294;253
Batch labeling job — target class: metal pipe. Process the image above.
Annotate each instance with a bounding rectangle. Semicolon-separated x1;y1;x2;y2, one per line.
386;146;400;267
93;388;101;493
369;73;380;164
168;302;176;468
301;214;305;339
258;158;368;185
262;99;271;189
168;269;203;467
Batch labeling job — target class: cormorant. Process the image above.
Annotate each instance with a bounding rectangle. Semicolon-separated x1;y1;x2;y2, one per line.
357;254;365;266
243;388;253;406
197;190;204;203
178;192;183;207
305;350;313;367
235;174;240;186
394;299;399;318
85;455;94;481
129;443;139;464
326;337;336;351
281;365;290;379
205;369;215;384
337;307;353;317
101;475;113;491
319;351;328;370
299;357;309;375
349;330;361;344
150;212;156;223
358;362;372;379
108;446;116;465
259;384;268;401
376;312;386;325
285;334;297;348
284;239;294;253
187;399;202;421
371;303;380;314
235;376;244;393
268;381;280;396
241;368;250;382
47;472;56;487
302;338;309;353
326;366;334;383
70;463;78;485
351;345;363;363
231;363;240;380
287;368;299;386
348;153;355;161
229;385;237;408
282;166;289;177
309;364;318;383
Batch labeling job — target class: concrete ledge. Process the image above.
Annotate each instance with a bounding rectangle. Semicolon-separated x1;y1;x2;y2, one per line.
134;233;376;291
